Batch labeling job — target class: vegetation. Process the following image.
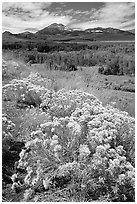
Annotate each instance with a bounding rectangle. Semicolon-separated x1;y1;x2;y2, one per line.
2;55;135;202
3;42;135;76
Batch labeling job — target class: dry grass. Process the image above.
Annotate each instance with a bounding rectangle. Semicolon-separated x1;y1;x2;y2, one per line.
2;57;135;117
2;55;32;85
30;64;135;117
2;55;135;117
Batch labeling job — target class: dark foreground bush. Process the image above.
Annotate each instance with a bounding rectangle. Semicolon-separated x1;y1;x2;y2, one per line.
2;114;25;186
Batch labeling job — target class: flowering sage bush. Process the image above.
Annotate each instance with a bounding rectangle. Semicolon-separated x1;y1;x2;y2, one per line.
11;89;135;201
2;113;15;141
2;59;21;80
3;72;52;107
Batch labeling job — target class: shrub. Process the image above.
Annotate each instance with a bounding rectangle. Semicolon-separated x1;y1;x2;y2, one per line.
3;72;52;108
98;65;112;75
2;113;24;185
11;89;135;202
98;65;104;74
96;52;134;76
2;59;22;81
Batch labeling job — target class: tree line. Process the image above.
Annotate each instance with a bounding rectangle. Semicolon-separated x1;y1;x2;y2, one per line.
3;43;135;75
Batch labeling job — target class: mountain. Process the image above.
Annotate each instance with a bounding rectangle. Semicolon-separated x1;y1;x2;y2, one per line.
3;31;13;35
85;27;123;33
46;23;66;30
2;23;135;44
17;31;33;35
15;31;35;39
85;27;135;36
36;23;72;35
2;31;25;43
128;29;135;34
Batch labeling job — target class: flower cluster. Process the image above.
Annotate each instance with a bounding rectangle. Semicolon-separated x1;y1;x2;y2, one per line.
11;87;135;201
79;144;90;161
2;59;19;73
2;59;8;73
2;113;15;140
3;72;52;107
40;89;100;117
2;58;26;80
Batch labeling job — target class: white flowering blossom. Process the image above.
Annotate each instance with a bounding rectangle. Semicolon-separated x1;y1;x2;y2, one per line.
43;178;51;190
79;144;90;156
23;188;34;202
53;144;62;152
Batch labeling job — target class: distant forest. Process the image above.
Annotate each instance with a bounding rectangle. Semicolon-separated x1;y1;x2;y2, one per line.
2;39;135;76
2;40;100;52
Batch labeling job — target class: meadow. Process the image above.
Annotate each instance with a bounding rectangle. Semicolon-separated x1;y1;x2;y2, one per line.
2;43;135;202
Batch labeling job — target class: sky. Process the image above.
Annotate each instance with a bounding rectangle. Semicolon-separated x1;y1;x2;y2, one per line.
2;2;135;34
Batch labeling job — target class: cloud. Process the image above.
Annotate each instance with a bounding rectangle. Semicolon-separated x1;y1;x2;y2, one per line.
2;2;135;33
2;2;72;33
64;9;74;15
2;2;52;16
69;2;135;30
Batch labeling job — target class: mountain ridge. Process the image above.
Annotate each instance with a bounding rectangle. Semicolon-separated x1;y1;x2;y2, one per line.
2;23;135;43
3;23;135;35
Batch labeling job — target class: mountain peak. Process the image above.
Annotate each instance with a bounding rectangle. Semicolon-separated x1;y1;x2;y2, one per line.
3;31;12;35
47;23;65;29
36;23;69;35
22;31;32;35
